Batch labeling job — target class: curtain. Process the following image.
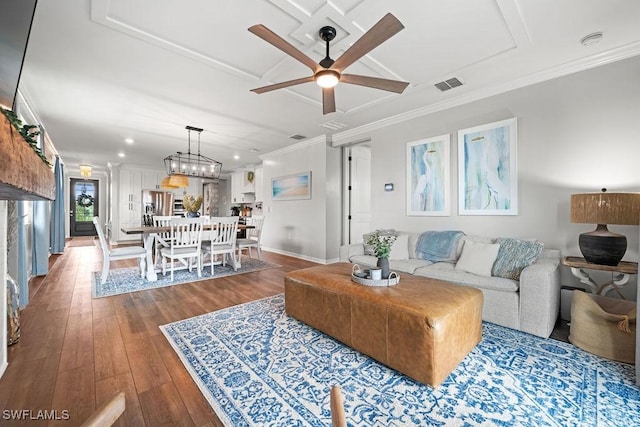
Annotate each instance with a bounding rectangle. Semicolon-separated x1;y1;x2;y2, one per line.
50;156;65;254
32;200;50;276
17;202;29;307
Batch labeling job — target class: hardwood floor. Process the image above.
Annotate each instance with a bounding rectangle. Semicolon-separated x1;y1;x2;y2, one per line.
0;242;318;426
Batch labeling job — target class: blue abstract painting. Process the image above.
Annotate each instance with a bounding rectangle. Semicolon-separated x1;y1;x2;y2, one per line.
458;118;518;215
407;134;450;216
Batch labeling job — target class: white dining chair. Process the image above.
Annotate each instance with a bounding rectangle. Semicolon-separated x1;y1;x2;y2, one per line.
93;217;147;284
159;217;204;281
152;215;181;266
237;215;264;261
201;216;239;275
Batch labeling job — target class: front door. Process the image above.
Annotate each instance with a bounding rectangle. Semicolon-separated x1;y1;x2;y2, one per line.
70;178;99;236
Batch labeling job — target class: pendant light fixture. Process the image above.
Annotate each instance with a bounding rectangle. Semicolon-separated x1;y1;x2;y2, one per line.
164;126;222;180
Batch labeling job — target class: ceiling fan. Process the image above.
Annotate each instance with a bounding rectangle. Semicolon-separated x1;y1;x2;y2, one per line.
248;13;410;115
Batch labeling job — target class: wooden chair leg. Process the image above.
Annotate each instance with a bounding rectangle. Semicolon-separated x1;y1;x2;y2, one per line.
80;391;125;427
330;385;346;427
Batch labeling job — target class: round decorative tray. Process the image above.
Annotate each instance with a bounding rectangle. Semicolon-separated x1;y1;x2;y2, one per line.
351;264;400;287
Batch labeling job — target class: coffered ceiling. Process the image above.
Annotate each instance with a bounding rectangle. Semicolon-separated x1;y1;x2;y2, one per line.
16;0;640;175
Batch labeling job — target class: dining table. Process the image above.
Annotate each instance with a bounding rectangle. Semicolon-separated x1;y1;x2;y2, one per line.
121;223;255;281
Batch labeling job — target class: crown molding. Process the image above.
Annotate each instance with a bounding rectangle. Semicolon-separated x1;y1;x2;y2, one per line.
331;41;640;147
259;134;328;159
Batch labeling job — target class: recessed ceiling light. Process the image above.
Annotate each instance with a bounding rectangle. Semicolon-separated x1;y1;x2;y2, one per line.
233;155;240;160
118;152;125;158
580;32;603;46
125;137;134;144
249;148;259;152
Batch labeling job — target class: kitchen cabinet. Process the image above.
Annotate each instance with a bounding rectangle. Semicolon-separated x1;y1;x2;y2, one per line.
243;169;255;193
118;169;143;241
142;170;166;190
231;171;255;204
118;202;142;241
120;169;143;203
254;166;264;202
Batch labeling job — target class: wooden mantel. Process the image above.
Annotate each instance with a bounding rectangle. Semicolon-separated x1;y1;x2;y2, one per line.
0;113;55;201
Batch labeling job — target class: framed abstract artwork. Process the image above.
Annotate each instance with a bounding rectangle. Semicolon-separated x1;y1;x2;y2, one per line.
271;171;311;201
458;118;518;215
406;134;451;216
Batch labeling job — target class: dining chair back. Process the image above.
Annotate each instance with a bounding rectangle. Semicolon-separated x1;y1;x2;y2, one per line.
159;217;204;281
93;217;147;284
237;215;264;261
201;216;239;275
152;215;180;266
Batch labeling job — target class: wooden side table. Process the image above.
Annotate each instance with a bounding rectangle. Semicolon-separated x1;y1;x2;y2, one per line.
562;256;638;297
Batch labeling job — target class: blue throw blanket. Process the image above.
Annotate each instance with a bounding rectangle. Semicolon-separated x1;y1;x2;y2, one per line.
416;230;465;262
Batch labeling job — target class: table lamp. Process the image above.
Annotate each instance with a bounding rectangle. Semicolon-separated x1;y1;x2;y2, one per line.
570;189;640;266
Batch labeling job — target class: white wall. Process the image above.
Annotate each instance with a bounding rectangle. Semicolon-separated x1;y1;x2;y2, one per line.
260;137;342;263
348;55;640;297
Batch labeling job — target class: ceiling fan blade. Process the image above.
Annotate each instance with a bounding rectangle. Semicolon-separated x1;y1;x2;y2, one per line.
251;76;315;94
249;25;320;72
322;87;336;115
340;74;409;93
331;13;404;73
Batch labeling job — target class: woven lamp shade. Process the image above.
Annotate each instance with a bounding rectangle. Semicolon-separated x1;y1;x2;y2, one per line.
168;174;189;188
160;176;177;189
570;191;640;265
571;192;640;225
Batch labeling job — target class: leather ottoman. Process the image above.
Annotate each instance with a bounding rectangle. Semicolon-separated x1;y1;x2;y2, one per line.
284;262;483;387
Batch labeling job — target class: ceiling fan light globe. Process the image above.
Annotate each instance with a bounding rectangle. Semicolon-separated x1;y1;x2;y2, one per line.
316;70;339;88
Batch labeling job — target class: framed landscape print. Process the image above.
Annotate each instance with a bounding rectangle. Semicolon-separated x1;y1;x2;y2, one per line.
272;171;311;201
458;118;517;215
407;134;450;216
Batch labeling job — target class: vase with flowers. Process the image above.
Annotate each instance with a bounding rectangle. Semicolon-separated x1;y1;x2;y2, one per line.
365;230;397;279
183;194;203;217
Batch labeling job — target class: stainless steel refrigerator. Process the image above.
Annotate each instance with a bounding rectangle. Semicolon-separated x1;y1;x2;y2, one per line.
142;190;174;225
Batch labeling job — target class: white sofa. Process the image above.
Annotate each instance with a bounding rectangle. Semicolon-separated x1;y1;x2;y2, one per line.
339;232;561;338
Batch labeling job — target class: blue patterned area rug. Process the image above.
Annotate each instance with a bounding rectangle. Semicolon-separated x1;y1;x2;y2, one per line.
92;257;280;298
160;295;639;427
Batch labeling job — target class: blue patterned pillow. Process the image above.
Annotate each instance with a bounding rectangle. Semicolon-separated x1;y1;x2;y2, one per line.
491;238;543;280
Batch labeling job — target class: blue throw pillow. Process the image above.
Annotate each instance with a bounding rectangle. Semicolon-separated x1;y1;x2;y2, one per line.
492;238;543;280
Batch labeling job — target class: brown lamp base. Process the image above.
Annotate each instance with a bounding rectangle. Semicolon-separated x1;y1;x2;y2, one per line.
578;224;627;266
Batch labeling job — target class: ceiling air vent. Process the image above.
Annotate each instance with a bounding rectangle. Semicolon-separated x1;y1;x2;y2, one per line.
289;134;307;140
434;77;463;92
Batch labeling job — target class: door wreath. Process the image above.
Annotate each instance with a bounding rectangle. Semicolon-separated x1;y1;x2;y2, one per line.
77;193;94;208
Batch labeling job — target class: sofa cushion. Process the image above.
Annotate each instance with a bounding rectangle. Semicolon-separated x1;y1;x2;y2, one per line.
492;238;544;280
389;233;410;260
415;230;465;263
415;262;519;292
349;254;379;268
390;258;433;274
454;240;500;277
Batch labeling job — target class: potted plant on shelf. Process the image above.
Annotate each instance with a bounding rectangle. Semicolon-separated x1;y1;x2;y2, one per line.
183;194;203;217
365;230;397;279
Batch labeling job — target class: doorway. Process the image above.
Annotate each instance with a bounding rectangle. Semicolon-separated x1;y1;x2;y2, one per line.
343;144;371;244
70;178;99;236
